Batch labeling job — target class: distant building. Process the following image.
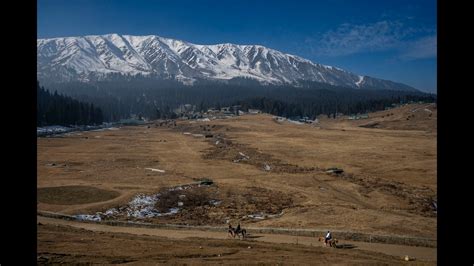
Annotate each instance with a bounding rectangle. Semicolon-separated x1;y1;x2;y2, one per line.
232;105;242;115
298;116;312;123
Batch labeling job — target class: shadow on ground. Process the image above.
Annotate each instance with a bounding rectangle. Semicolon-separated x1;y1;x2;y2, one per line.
336;243;356;249
244;234;263;239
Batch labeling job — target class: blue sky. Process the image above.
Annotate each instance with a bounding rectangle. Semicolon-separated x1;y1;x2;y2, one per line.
38;0;437;93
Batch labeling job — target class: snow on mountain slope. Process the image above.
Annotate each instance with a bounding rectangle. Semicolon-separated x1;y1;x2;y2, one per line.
37;33;417;91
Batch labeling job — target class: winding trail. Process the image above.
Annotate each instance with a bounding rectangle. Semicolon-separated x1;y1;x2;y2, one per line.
38;215;436;262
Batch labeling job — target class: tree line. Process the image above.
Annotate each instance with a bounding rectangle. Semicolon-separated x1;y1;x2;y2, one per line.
39;79;436;121
232;93;436;120
37;82;104;127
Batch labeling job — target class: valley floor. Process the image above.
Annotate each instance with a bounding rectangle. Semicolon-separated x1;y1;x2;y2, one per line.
37;103;437;264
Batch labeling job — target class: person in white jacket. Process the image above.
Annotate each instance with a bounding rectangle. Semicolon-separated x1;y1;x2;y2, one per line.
324;230;332;245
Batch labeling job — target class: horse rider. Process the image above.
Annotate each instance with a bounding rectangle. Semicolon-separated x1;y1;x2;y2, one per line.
228;223;235;238
235;223;241;234
325;230;332;246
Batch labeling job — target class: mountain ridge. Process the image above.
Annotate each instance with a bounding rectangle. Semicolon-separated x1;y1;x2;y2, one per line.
37;33;418;92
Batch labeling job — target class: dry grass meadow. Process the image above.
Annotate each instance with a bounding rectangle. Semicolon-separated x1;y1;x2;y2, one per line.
37;103;437;264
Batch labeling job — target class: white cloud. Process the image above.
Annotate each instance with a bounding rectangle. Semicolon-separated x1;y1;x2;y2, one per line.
313;21;404;56
399;35;437;60
310;20;436;60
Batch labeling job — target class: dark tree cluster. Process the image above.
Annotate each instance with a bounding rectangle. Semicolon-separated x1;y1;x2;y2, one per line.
39;78;436;122
232;90;436;119
37;82;103;127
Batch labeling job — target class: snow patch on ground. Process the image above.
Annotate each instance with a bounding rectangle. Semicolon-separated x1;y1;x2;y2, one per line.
287;119;304;125
37;124;120;137
263;164;271;171
145;168;165;173
245;211;284;220
37;126;72;135
209;200;222;206
239;152;249;159
73;183;219;222
272;116;303;125
74;214;102;221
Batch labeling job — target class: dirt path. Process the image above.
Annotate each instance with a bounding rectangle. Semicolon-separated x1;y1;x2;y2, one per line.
38;216;436;262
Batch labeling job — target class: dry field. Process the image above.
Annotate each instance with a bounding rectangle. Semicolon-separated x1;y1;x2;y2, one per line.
38;222;426;265
37;219;435;265
37;103;437;264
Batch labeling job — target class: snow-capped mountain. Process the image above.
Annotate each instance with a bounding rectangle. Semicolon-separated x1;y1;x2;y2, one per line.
37;33;417;91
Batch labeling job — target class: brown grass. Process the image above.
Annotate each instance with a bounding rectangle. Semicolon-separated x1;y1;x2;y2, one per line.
37;103;436;238
37;186;120;205
38;223;420;265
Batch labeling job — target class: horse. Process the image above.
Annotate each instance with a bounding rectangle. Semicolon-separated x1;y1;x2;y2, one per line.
234;228;247;239
318;236;338;248
228;223;246;239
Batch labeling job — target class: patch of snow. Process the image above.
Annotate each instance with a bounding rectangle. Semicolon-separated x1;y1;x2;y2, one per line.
317;72;327;82
74;214;102;221
209;200;221;206
166;208;180;215
263;164;271;171
239;152;249;159
145;168;165;173
126;193;161;218
247;213;265;220
246;211;284;220
69;183;221;221
129;193;159;207
168;185;193;191
287;119;303;125
355;75;364;87
37;125;72;136
37;124;120;137
104;208;118;216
